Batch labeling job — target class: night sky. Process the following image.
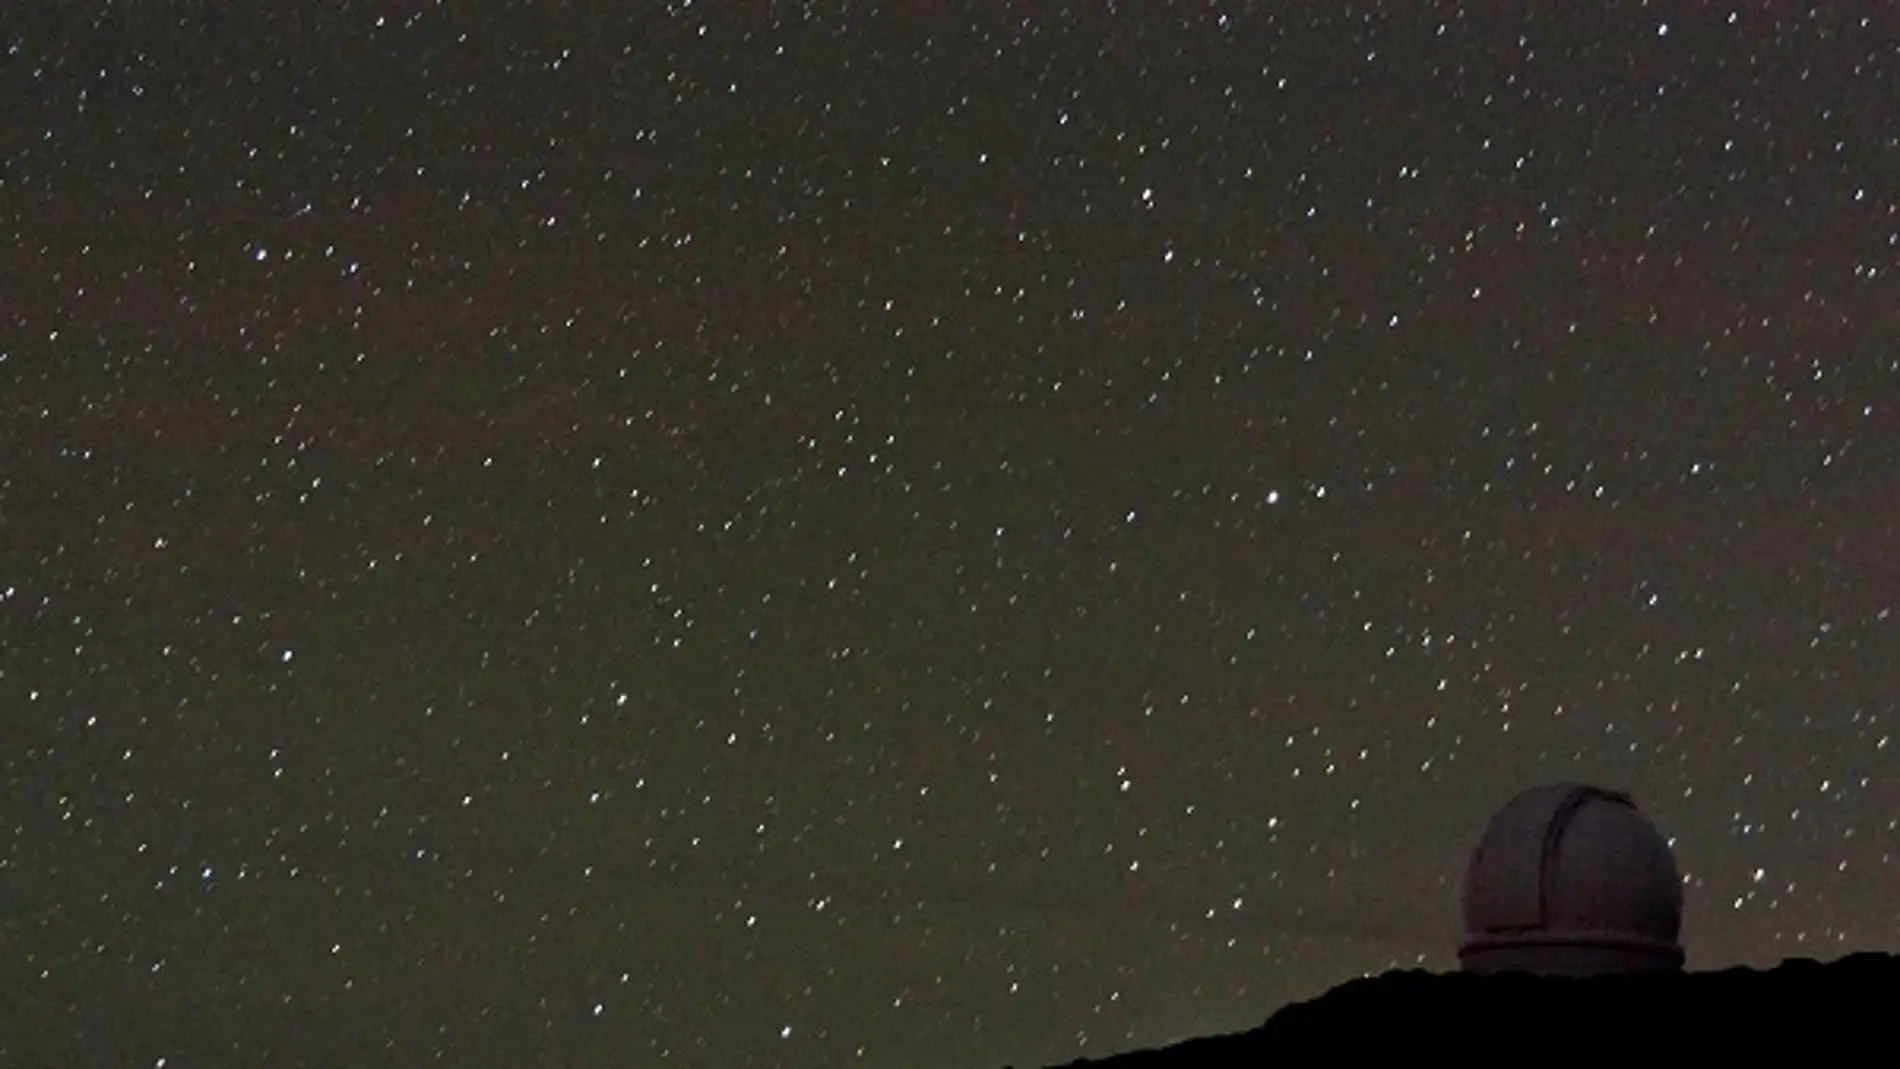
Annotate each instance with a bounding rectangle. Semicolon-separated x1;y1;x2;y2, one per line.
4;2;1898;1066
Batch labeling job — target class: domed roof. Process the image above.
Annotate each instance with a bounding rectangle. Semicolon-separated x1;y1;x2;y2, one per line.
1458;782;1684;976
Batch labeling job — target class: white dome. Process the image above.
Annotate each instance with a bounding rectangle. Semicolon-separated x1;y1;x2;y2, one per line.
1458;782;1684;976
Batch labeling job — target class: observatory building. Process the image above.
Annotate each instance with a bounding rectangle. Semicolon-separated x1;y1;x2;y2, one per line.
1458;782;1685;977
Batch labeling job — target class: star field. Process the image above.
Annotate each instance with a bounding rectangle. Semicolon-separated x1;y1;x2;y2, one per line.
3;3;1899;1066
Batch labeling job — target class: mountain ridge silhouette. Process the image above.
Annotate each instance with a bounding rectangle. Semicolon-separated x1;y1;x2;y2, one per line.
1013;952;1898;1065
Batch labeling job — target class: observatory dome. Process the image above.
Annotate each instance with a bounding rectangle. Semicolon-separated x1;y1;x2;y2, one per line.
1458;782;1684;976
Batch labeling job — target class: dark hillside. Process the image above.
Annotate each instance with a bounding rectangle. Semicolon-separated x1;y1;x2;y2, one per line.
1025;954;1897;1066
